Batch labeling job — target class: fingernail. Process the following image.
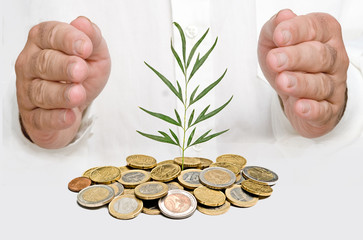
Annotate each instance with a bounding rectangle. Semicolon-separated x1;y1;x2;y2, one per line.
282;30;291;44
274;52;288;68
285;74;296;88
299;102;311;114
74;40;84;55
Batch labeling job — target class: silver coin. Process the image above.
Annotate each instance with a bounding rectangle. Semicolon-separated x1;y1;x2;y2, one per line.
77;185;115;208
199;167;236;190
108;195;143;219
242;166;278;185
158;189;197;219
139;183;163;195
108;181;124;197
182;171;200;184
121;171;147;183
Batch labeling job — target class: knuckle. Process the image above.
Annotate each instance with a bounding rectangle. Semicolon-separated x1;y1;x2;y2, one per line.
34;50;51;76
29;80;48;106
28;24;41;40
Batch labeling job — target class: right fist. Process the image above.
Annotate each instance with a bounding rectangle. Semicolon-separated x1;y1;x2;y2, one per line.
15;16;111;149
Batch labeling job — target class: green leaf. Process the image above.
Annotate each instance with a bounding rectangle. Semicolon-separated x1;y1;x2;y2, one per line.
171;39;185;74
192;105;210;126
137;131;179;146
189;37;218;81
187;127;196;147
176;80;183;103
158;131;178;145
169;129;180;146
139;107;181;127
186;28;209;69
190;69;227;106
173;22;186;66
188;109;195;128
144;61;183;103
189;85;199;106
190;129;229;147
174;109;182;126
192;96;233;126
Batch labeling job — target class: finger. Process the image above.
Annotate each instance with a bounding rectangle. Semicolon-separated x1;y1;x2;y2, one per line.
267;41;337;73
28;79;86;109
26;108;76;131
30;49;89;82
275;72;334;101
274;13;341;46
29;21;93;59
294;99;334;126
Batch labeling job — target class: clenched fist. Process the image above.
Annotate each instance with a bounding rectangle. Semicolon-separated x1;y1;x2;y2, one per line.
258;9;349;138
16;16;111;148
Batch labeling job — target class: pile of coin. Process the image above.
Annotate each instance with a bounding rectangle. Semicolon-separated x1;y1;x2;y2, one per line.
68;154;278;219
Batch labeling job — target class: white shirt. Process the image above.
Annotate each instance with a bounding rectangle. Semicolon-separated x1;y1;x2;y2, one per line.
1;1;363;239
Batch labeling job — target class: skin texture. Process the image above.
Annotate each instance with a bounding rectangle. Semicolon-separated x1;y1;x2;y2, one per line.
15;9;349;149
258;9;349;138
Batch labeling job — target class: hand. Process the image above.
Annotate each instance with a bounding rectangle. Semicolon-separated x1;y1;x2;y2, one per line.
258;9;349;138
15;16;111;148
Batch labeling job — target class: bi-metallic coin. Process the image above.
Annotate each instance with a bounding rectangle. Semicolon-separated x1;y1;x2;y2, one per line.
77;185;115;208
158;189;197;219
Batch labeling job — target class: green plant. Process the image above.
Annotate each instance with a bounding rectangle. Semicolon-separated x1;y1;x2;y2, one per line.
137;22;233;170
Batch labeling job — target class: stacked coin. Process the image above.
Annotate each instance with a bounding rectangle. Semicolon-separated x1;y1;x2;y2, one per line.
68;154;278;219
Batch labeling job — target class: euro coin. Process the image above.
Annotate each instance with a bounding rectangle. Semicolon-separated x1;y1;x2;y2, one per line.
134;182;168;200
210;162;240;176
108;195;143;220
177;169;202;189
150;163;181;182
241;179;273;197
82;167;99;178
77;185;115;208
68;177;92;192
216;154;247;170
197;201;231;216
90;166;121;184
108;181;124;197
242;166;278;185
225;184;258;207
199;167;236;190
118;169;151;188
174;157;201;168
158;189;197;219
193;186;226;207
126;154;157;169
195;157;213;169
166;182;184;190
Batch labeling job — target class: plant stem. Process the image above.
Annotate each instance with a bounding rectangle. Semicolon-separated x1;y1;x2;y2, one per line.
181;68;188;170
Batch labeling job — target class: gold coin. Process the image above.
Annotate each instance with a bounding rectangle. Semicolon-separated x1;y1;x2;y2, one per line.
210;162;240;176
225;184;258;207
174;157;201;168
90;166;121;184
197;201;231;216
108;195;143;220
150;163;181;182
241;179;273;197
193;186;226;207
166;182;184;190
216;154;247;170
126;154;157;169
156;160;175;166
134;181;168;200
82;167;99;178
118;169;151;188
196;157;213;169
77;185;115;208
177;169;202;189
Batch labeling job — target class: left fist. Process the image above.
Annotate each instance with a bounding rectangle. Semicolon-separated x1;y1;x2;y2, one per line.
258;9;349;138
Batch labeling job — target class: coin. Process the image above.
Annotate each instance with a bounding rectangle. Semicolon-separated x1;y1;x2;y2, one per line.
82;167;99;178
126;154;157;169
108;181;124;197
241;179;273;197
158;189;197;219
197;201;231;216
199;167;236;190
166;182;184;190
118;169;151;188
196;157;213;169
108;195;143;220
242;166;278;185
150;163;181;182
235;173;246;185
216;154;247;170
193;186;226;207
225;184;258;207
156;160;175;166
68;177;92;192
134;182;168;200
210;162;240;176
177;169;202;189
90;166;121;184
142;199;161;215
174;157;201;168
77;185;115;208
